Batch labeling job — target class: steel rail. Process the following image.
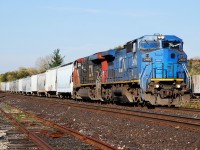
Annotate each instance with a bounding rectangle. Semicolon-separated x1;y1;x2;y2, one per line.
3;102;119;150
0;107;55;150
13;98;200;132
159;107;200;113
72;103;200;131
69;102;200;132
20;98;200;123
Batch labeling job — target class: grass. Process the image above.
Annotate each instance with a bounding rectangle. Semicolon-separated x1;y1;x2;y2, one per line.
3;103;11;110
16;112;24;122
182;102;200;109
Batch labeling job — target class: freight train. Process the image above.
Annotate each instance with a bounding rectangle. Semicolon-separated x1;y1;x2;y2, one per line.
0;34;192;107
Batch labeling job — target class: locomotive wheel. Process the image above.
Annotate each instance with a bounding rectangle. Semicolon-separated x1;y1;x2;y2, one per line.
146;102;155;109
140;101;146;107
133;101;139;107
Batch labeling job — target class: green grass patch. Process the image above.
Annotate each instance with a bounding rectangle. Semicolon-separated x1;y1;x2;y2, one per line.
3;103;11;110
15;112;25;122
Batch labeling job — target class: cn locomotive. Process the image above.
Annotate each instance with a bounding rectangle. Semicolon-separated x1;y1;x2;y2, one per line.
0;34;191;107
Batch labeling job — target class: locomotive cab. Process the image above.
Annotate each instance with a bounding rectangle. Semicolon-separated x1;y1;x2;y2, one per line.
139;35;191;107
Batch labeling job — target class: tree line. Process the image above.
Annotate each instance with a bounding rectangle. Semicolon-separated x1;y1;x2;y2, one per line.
0;50;200;82
0;49;64;82
188;57;200;75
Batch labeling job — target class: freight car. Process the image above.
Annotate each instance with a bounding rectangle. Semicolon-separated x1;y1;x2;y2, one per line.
18;79;23;94
192;75;200;98
6;82;10;92
22;76;32;95
37;73;46;96
56;62;74;98
10;80;18;93
0;82;6;92
31;75;38;95
45;67;57;97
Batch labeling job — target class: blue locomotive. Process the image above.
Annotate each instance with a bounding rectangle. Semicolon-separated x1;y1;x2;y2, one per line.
73;34;191;107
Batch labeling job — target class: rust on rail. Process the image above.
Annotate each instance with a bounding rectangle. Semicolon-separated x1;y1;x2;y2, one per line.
0;107;55;150
3;102;119;150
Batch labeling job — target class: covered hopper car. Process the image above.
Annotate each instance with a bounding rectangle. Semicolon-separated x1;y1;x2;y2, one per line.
192;75;200;98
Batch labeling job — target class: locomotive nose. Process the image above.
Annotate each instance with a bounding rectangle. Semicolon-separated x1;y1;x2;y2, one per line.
142;49;185;79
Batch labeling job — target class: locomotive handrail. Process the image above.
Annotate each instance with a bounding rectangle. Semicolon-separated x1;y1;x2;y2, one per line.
152;62;164;78
182;63;192;89
140;64;150;91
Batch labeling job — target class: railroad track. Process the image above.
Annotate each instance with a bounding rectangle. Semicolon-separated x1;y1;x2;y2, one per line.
4;96;200;133
0;112;40;149
159;107;200;113
0;104;55;150
1;101;119;150
190;98;200;103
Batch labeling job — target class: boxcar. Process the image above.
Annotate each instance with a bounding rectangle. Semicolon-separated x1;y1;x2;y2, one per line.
37;73;46;96
57;62;74;98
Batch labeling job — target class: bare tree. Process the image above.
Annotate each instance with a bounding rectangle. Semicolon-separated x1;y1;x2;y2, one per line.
35;55;52;73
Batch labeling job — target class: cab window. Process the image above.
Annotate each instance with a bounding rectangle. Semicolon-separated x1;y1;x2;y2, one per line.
162;41;183;51
140;41;159;50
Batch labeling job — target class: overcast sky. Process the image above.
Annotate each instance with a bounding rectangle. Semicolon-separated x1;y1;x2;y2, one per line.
0;0;200;74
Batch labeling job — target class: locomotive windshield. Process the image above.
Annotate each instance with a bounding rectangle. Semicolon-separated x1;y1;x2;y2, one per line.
139;40;159;50
162;41;183;51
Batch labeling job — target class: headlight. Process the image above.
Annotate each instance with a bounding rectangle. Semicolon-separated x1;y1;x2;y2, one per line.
178;54;187;62
176;84;181;88
155;84;159;88
158;35;165;40
178;58;187;62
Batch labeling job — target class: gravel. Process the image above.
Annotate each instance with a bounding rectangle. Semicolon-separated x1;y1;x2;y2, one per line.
1;93;200;149
0;111;39;149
